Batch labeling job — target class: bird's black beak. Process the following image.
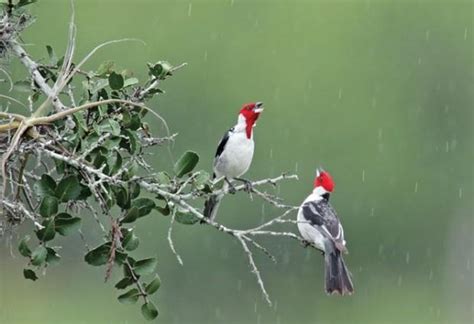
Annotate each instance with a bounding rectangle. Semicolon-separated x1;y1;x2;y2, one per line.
254;102;264;113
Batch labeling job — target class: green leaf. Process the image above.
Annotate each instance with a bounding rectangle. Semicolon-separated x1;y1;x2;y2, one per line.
123;77;139;88
13;80;31;93
39;196;58;218
46;247;61;265
174;151;199;177
118;288;140;304
148;61;173;80
17;0;38;8
141;302;159;320
96;119;121;136
132;198;155;217
23;269;38;281
31;246;48;266
96;61;115;77
34;175;56;198
156;172;171;185
84;243;111;266
36;218;56;242
56;176;81;202
55;214;81;236
46;45;57;65
175;212;200;225
145;275;161;295
122;229;139;251
113;185;129;210
18;236;32;257
121;207;139;224
194;171;211;189
129;182;141;199
115;277;134;290
134;258;157;276
155;204;170;216
108;72;124;90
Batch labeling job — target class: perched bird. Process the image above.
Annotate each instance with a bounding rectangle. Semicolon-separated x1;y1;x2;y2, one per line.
297;168;354;295
203;102;264;221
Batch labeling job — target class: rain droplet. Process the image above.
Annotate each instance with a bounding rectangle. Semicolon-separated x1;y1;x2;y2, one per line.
378;244;384;255
372;97;377;108
204;50;208;61
269;148;273;159
338;88;343;100
187;3;192;17
428;269;434;281
378;128;383;140
237;280;242;291
295;162;299;173
459;187;463;199
397;275;403;286
414;181;418;193
425;30;430;41
464;27;468;40
405;252;410;264
445;141;449;152
370;207;375;217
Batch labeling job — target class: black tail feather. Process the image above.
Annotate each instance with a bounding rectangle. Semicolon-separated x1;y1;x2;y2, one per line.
324;250;354;295
203;195;218;219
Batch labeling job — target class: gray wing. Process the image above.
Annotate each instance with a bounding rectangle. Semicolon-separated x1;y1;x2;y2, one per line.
301;199;346;250
212;128;233;178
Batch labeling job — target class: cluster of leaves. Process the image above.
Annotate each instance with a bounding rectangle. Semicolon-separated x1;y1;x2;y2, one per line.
3;10;213;318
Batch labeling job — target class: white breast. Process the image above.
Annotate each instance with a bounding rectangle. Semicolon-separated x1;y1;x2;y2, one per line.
214;132;254;179
297;194;326;251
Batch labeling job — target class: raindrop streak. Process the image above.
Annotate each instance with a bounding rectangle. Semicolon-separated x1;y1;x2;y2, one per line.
425;30;430;41
294;162;299;174
405;252;410;264
372;97;377;108
370;207;375;217
338;88;343;100
362;169;366;183
204;51;208;61
459;187;463;199
269;148;273;159
464;27;468;40
397;275;403;286
187;3;192;17
237;280;242;291
429;269;434;281
378;128;383;140
378;244;384;255
445;141;449;153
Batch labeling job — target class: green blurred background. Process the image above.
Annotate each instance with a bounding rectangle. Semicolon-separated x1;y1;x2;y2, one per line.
1;0;473;323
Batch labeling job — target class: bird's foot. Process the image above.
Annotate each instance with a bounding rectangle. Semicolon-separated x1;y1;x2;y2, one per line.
235;177;253;193
225;178;237;194
302;240;311;248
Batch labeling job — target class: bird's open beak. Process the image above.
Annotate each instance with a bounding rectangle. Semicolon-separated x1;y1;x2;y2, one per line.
316;168;321;177
254;102;264;113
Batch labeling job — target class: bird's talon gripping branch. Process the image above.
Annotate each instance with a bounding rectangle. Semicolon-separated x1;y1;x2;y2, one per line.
225;178;237;194
235;177;253;193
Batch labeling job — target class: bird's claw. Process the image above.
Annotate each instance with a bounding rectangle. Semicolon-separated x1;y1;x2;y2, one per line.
236;178;253;193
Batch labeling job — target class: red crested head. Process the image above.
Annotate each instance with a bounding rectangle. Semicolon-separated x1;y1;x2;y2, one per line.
313;168;335;192
239;102;264;139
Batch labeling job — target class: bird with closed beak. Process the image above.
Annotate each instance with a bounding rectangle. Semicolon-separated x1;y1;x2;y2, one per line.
297;168;354;295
